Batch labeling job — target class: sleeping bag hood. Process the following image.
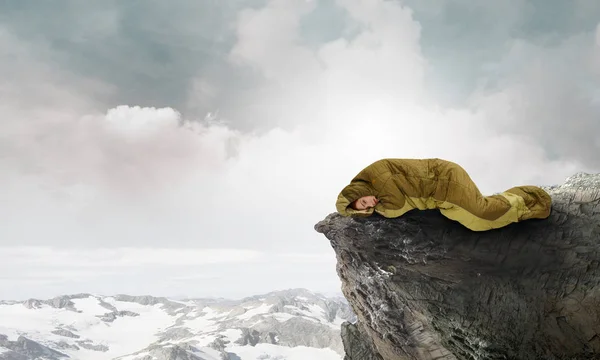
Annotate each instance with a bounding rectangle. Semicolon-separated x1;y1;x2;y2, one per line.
336;180;377;217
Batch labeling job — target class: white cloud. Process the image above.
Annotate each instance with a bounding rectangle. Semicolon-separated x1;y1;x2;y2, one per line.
0;247;263;267
104;106;181;137
0;28;113;114
230;0;320;80
0;247;339;300
1;0;600;299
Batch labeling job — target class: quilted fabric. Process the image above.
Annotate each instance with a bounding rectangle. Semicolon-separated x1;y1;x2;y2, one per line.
336;158;552;231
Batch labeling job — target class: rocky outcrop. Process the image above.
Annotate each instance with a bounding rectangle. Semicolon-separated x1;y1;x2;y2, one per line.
20;294;116;313
158;328;195;342
97;310;140;322
22;293;96;312
0;348;29;360
113;295;185;314
44;293;95;311
54;341;80;351
235;328;261;346
340;321;382;360
0;335;68;360
316;172;600;360
22;299;42;310
51;329;80;339
97;298;118;312
129;344;210;360
76;340;109;352
208;336;242;360
44;296;77;311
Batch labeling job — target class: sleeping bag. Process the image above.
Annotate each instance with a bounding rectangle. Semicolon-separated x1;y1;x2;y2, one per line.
336;158;552;231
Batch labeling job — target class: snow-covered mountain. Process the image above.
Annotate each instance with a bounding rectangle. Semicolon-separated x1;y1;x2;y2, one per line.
0;288;355;360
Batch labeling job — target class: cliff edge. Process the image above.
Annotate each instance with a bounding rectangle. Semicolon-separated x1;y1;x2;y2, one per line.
316;172;600;360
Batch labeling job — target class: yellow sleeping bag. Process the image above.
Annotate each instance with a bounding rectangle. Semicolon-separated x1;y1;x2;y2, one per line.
336;158;552;231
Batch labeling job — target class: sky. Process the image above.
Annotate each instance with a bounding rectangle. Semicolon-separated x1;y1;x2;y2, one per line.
1;0;600;300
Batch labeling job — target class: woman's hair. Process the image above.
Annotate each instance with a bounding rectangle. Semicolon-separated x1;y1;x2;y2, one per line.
349;199;359;210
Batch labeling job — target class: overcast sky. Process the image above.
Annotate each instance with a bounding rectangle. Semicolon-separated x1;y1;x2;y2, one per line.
1;0;599;301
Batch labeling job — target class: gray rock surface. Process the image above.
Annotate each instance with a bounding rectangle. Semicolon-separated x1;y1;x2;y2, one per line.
340;321;382;360
0;335;68;360
172;288;353;355
208;336;242;360
54;341;79;351
129;344;210;360
235;328;261;346
97;310;140;322
22;300;42;310
44;296;77;311
24;293;94;312
43;294;93;311
158;328;196;342
51;329;80;339
247;316;344;352
0;348;29;360
22;294;116;312
97;298;118;312
75;340;109;352
113;295;184;314
315;172;600;360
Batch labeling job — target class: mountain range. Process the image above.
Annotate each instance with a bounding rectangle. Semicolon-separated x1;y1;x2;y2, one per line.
0;288;355;360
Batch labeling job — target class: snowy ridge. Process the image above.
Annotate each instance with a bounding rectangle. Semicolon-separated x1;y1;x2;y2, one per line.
0;288;354;360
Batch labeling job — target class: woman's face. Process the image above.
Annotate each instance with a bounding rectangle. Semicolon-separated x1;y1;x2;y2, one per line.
354;195;379;210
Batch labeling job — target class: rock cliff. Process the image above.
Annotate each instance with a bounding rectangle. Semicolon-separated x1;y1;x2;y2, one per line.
316;172;600;360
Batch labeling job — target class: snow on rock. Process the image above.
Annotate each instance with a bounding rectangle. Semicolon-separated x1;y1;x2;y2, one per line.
227;343;343;360
220;328;243;344
270;313;295;322
71;296;110;316
237;304;273;320
0;294;176;360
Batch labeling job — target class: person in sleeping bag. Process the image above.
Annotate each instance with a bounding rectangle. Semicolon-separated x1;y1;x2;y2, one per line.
336;158;552;231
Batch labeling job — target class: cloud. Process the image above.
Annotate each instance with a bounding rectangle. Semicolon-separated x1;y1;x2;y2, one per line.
223;0;426;131
467;33;600;168
0;28;111;115
0;1;243;113
0;247;339;300
1;0;600;299
0;247;263;268
216;0;597;189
